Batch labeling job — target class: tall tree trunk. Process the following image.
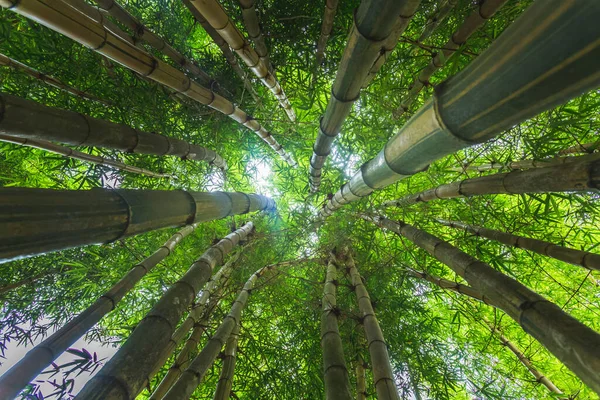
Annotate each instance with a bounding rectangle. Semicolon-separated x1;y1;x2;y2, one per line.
365;215;600;394
183;0;295;122
355;356;367;400
382;153;600;208
74;223;254;400
321;252;353;400
312;0;339;86
558;140;600;155
0;223;199;400
0;188;273;262
309;0;417;192
438;219;600;272
0;92;226;169
0;134;174;179
346;252;399;399
393;0;508;119
320;0;600;218
238;0;272;72
449;154;582;172
212;322;240;400
417;0;457;42
0;0;292;164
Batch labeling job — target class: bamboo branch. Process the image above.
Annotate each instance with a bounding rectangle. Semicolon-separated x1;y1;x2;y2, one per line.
558;140;600;156
449;154;583;172
404;268;493;305
417;0;457;43
0;268;64;295
312;0;339;87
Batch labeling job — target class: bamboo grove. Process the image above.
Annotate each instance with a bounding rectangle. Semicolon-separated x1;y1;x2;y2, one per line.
0;0;599;399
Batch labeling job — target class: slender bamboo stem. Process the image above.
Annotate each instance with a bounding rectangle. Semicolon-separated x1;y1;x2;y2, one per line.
238;0;273;72
321;252;353;400
0;53;110;106
356;356;367;400
320;0;600;218
0;224;199;400
212;322;240;400
74;223;254;400
0;268;63;295
418;0;457;42
312;0;339;86
381;153;600;209
449;155;582;172
184;0;296;122
346;253;399;399
0;134;174;179
558;141;600;156
365;215;600;394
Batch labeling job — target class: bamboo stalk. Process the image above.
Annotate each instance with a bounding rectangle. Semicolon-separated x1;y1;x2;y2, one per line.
381;153;600;209
418;0;457;42
0;0;292;165
393;0;509;119
184;0;296;122
321;252;353;400
0;224;199;400
0;187;274;262
356;356;367;400
0;134;175;179
212;322;240;400
238;0;272;72
346;253;399;400
0;53;110;106
558;141;600;156
321;0;600;220
312;0;339;86
74;223;254;400
437;219;600;272
449;155;583;172
365;215;600;394
309;0;419;192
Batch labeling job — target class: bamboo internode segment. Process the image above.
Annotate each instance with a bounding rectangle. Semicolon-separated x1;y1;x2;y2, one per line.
309;0;415;192
184;0;296;122
449;155;583;172
418;0;457;42
356;358;367;400
75;223;254;400
558;141;600;156
0;53;110;106
0;92;226;169
393;0;509;120
0;224;199;400
238;0;272;72
320;0;600;218
367;216;600;394
405;268;493;305
0;187;274;262
382;153;600;209
321;253;353;400
0;134;174;179
0;0;292;165
212;322;240;400
312;0;339;82
346;254;400;400
438;219;600;272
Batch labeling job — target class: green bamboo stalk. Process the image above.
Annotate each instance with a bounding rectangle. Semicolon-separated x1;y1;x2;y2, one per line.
393;0;509;119
381;153;600;209
449;155;582;172
558;140;600;156
0;187;274;262
0;223;199;400
356;356;367;400
366;215;600;394
74;223;254;399
238;0;273;72
437;219;600;272
212;322;240;400
309;0;420;192
346;253;399;400
184;0;295;122
0;134;175;179
0;53;110;106
312;0;339;86
0;0;291;165
418;0;458;42
321;252;353;400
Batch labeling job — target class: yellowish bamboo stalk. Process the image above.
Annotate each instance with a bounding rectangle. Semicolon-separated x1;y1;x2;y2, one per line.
212;322;240;400
238;0;272;72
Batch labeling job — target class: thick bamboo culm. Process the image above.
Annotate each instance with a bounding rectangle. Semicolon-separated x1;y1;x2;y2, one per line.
75;223;254;399
356;356;367;400
184;0;296;122
0;134;174;179
309;0;418;192
405;268;493;305
0;0;292;165
418;0;457;42
437;219;600;272
320;0;600;218
0;90;226;171
0;224;199;400
367;216;600;394
0;187;273;262
449;155;583;172
346;253;400;400
321;253;353;400
558;141;600;156
212;322;240;400
393;0;509;119
382;153;600;209
0;53;110;106
238;0;272;72
312;0;339;85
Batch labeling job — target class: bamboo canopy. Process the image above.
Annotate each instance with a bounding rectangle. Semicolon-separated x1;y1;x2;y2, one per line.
238;0;273;72
417;0;457;42
309;0;417;192
0;53;110;106
0;224;199;400
393;0;509;119
0;0;293;165
366;215;600;394
212;322;240;400
0;134;175;179
184;0;296;122
0;187;274;262
437;219;600;272
320;0;600;218
312;0;339;85
449;154;583;172
75;223;254;399
381;153;600;209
